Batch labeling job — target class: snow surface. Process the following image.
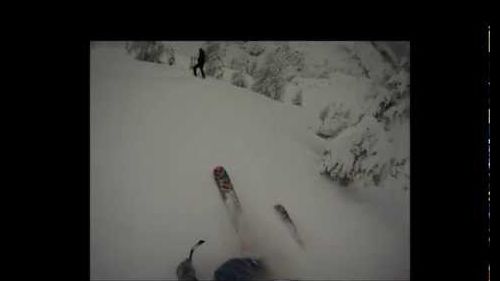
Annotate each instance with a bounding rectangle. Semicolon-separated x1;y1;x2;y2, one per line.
91;42;409;280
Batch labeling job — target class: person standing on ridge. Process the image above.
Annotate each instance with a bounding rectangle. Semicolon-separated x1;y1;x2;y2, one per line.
193;48;206;79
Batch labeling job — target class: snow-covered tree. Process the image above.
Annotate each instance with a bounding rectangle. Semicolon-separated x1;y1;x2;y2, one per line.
163;45;175;65
125;41;165;64
230;57;247;72
321;116;403;187
351;51;371;79
318;70;330;79
251;54;286;101
319;105;330;124
231;71;248;88
319;50;410;189
373;68;410;130
291;89;303;106
246;60;258;77
316;102;353;139
251;44;305;102
320;102;409;188
241;42;266;57
370;42;399;74
205;42;225;79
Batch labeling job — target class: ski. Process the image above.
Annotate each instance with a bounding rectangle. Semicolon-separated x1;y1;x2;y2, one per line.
213;166;243;233
273;203;305;249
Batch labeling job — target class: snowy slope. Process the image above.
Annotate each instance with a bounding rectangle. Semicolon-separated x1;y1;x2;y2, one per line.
91;44;409;280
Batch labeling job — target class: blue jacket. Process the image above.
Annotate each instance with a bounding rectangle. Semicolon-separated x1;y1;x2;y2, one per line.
214;258;267;281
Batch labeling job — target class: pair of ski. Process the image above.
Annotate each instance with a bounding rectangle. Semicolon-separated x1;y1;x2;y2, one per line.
213;166;305;250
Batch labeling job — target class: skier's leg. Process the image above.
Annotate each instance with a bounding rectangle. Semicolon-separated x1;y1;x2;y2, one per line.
193;64;198;77
200;63;205;79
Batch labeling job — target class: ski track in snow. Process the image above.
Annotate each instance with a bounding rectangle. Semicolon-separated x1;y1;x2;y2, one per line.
91;45;409;280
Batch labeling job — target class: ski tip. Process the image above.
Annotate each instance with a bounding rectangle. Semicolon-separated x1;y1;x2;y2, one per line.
213;166;226;176
274;204;285;210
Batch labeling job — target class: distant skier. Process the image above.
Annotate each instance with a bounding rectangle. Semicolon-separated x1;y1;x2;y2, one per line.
193;48;206;79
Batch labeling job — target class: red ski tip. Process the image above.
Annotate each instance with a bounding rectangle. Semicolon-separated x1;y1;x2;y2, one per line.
213;166;224;174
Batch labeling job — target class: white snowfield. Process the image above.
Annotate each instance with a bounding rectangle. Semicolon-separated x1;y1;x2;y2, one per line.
91;43;409;280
